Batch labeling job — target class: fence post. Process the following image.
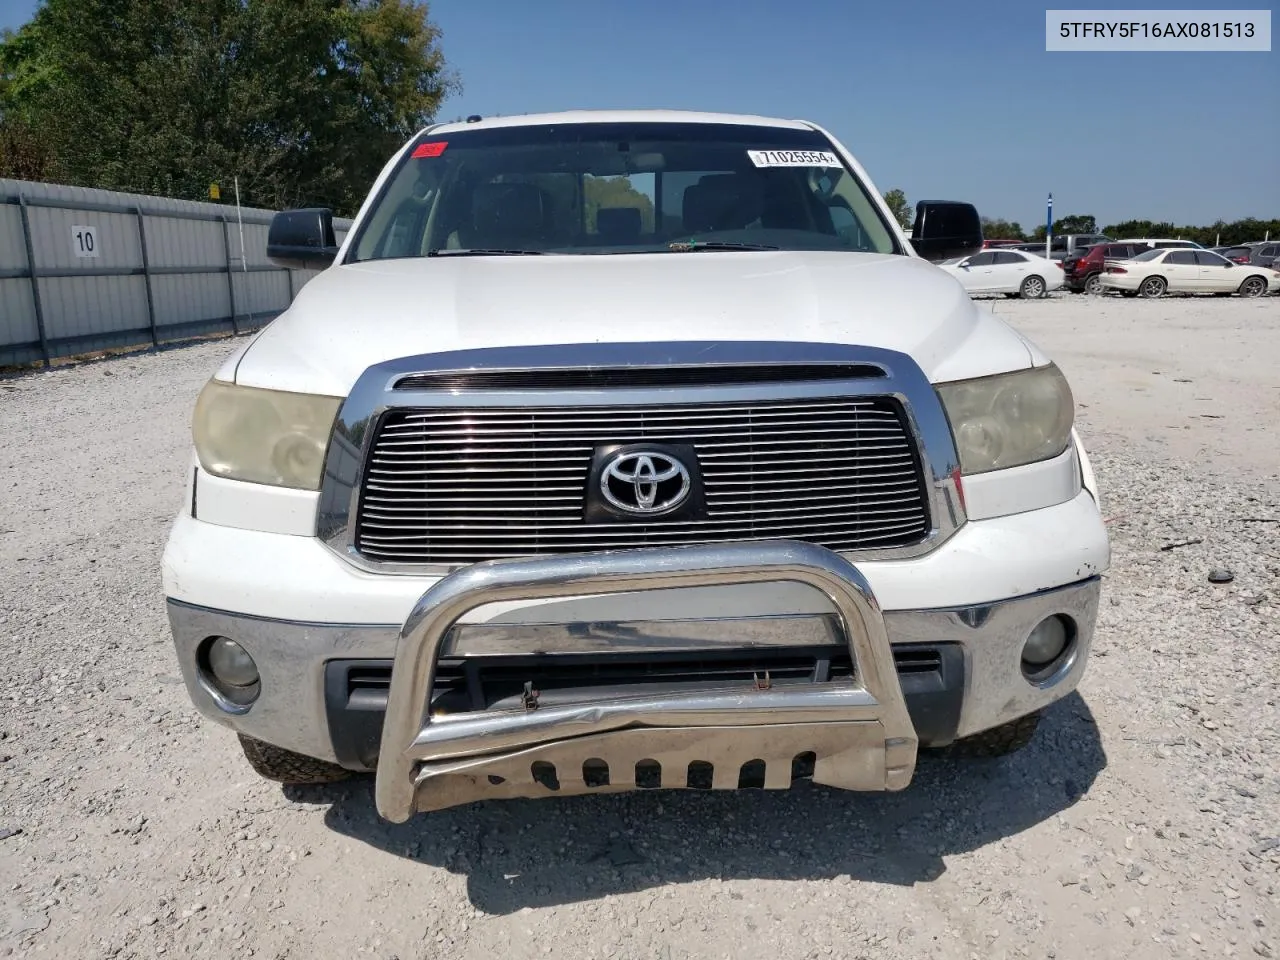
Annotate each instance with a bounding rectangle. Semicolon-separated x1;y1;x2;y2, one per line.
135;207;159;348
220;215;239;335
17;195;51;367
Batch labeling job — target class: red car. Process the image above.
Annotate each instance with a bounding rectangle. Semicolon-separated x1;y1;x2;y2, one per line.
1064;242;1156;295
982;239;1026;248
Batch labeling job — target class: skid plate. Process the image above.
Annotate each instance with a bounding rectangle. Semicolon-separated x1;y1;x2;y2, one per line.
413;721;909;812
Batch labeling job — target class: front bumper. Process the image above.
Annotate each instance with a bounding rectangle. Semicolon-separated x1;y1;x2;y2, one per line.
167;556;1101;809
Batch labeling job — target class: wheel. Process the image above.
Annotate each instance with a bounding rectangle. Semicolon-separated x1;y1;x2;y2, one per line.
1139;276;1166;299
1238;275;1268;298
1019;275;1046;299
1084;273;1104;296
237;734;351;784
940;712;1041;758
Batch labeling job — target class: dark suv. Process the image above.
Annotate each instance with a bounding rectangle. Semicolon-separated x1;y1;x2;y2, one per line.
1237;242;1280;268
1064;242;1154;294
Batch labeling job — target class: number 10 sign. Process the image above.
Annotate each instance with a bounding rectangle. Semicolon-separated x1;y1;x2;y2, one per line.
71;224;99;259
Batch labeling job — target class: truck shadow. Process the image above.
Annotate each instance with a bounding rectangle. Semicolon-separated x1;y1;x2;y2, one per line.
299;693;1104;914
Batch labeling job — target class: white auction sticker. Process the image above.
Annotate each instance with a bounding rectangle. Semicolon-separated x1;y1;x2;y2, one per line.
747;149;840;168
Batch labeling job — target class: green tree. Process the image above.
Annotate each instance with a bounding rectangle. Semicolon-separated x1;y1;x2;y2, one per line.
0;0;458;215
1053;214;1097;234
882;188;912;230
981;218;1025;241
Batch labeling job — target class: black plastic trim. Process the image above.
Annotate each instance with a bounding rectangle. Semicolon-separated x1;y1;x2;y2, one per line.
322;642;965;771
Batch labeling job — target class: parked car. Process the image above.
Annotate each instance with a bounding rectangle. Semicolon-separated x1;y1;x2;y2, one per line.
1235;241;1280;268
1011;235;1109;263
1113;238;1203;250
1100;247;1278;298
1064;241;1157;295
1218;245;1253;264
1047;233;1110;263
981;238;1027;248
939;248;1064;297
162;109;1110;821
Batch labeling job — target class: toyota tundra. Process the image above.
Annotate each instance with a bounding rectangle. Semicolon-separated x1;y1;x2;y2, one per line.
162;110;1110;822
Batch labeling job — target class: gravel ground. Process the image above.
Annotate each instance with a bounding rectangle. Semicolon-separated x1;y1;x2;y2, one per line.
1;295;1277;959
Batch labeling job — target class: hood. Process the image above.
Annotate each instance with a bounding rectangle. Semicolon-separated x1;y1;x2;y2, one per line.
231;252;1035;395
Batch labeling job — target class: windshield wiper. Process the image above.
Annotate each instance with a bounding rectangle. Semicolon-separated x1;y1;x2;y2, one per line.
668;240;780;252
426;248;546;257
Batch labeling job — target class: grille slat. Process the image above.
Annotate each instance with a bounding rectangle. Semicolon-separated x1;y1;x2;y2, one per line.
358;505;929;532
387;402;900;425
355;396;930;564
374;425;910;445
368;450;916;470
360;490;927;516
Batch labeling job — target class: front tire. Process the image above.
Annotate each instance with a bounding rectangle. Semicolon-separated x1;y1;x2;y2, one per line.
238;734;351;785
1139;276;1167;299
940;712;1041;758
1019;275;1046;299
1084;273;1104;296
1238;275;1268;298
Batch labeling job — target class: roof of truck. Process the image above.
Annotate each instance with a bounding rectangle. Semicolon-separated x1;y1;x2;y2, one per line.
424;109;817;136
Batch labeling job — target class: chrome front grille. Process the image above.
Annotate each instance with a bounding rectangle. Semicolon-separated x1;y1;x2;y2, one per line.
353;396;931;565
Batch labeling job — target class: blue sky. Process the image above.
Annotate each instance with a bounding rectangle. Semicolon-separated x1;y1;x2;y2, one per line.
2;0;1275;226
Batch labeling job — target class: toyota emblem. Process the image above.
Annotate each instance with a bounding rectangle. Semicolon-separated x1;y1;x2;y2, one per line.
599;450;692;516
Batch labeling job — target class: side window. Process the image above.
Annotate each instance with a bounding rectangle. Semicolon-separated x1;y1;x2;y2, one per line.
1263;246;1279;258
1195;251;1227;266
993;251;1023;264
1166;251;1196;265
967;251;997;266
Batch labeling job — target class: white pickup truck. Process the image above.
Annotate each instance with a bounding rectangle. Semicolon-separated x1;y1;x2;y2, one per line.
162;110;1110;823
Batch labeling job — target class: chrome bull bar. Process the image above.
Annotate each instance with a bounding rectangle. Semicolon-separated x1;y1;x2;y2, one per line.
374;540;918;823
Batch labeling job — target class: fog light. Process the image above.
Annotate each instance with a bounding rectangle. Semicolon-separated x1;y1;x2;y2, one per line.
1022;617;1068;666
199;636;261;709
207;637;259;687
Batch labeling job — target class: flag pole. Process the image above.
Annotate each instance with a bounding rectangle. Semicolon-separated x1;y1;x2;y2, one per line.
1045;193;1053;260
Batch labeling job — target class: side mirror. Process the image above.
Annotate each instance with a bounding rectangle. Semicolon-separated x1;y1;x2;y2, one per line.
267;208;339;269
911;201;983;263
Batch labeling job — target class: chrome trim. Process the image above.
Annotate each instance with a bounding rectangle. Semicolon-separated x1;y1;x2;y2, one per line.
164;577;1100;767
882;577;1100;738
316;341;966;575
375;539;918;822
444;613;842;656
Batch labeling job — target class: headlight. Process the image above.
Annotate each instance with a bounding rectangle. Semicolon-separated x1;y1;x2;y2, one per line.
193;379;342;490
936;364;1074;474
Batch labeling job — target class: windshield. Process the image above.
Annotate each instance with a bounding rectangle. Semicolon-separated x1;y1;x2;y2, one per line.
348;122;901;261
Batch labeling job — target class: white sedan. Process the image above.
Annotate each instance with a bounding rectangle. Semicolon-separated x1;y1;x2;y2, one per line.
1099;248;1279;298
938;249;1064;298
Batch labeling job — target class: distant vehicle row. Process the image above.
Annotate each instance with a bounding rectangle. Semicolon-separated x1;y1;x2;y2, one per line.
946;240;1279;299
982;234;1202;262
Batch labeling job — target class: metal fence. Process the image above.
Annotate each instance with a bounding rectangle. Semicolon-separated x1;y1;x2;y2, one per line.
0;179;352;368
